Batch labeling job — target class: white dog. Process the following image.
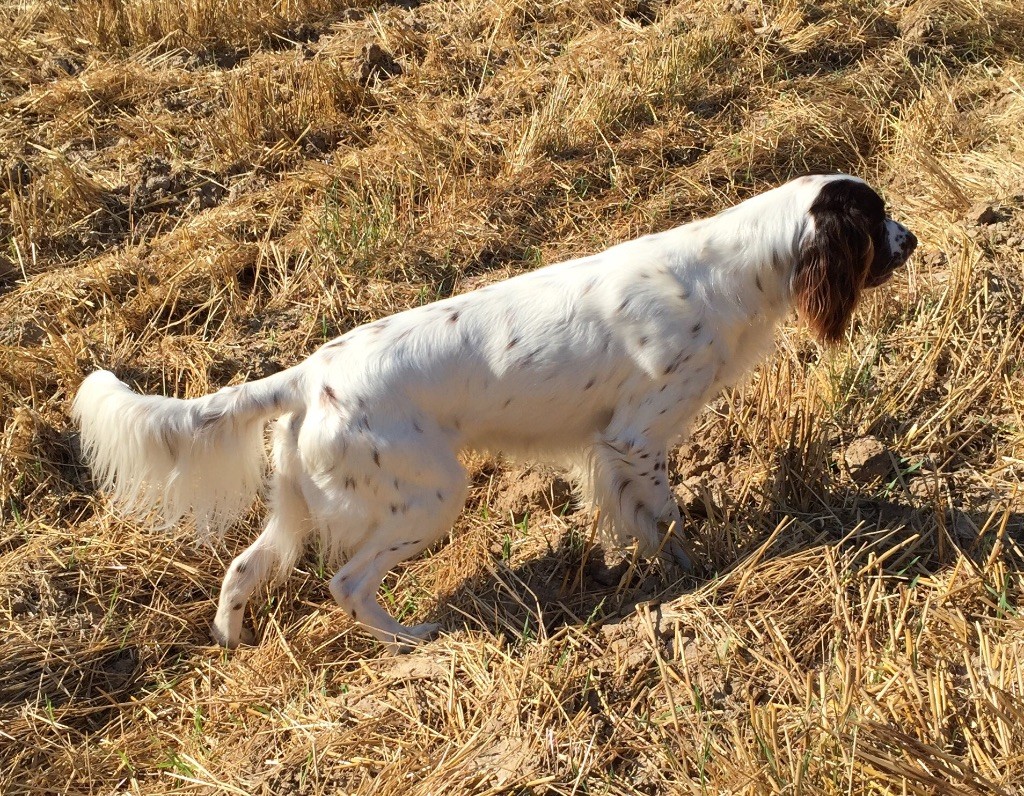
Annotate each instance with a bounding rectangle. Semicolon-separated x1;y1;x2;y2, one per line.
73;174;916;650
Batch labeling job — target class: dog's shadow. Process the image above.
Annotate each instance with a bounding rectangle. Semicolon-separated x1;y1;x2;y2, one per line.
432;462;1024;647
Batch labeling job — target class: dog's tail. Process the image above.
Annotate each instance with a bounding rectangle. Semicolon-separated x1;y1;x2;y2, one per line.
72;367;306;537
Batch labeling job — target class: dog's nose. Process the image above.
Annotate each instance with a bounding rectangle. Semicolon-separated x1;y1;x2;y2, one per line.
904;230;918;256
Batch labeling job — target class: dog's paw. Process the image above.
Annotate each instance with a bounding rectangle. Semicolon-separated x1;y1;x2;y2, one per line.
654;520;694;574
210;623;257;649
661;537;694;573
238;626;258;646
385;622;441;655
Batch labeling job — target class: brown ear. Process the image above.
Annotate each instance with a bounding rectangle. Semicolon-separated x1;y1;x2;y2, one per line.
793;201;873;344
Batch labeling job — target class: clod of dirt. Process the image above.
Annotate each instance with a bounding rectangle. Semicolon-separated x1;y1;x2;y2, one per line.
0;253;18;289
358;43;402;85
491;466;573;524
131;156;226;217
469;736;538;789
676;461;729;518
908;477;935;501
41;56;81;79
919;248;947;269
842;436;893;485
968;202;1009;226
585;547;631;587
4;159;31;191
380;653;447;682
952;510;979;542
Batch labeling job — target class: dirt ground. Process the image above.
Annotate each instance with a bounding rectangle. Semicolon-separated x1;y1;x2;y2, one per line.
2;0;1024;793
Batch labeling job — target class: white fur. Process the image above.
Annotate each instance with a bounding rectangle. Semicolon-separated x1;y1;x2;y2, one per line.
73;174;906;651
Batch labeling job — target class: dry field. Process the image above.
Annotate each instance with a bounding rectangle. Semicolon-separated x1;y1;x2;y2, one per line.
3;0;1024;793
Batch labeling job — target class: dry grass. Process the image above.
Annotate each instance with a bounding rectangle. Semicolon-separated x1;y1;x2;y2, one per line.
3;0;1024;792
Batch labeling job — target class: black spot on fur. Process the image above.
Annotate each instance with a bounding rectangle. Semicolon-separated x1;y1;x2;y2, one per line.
755;274;764;292
344;476;357;489
232;602;243;611
585;377;596;390
448;311;460;324
638;336;648;347
235;562;247;574
372;449;381;467
519;346;543;368
691;322;702;336
507;337;519;350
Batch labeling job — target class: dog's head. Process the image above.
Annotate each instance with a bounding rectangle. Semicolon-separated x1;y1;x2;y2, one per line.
792;177;917;343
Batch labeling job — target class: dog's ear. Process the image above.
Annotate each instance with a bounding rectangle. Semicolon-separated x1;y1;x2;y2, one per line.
792;182;876;344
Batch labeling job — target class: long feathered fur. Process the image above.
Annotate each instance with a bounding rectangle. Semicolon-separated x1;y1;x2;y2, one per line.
73;368;303;537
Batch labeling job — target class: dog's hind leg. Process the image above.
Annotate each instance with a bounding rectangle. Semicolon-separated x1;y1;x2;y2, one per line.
211;414;311;648
328;462;467;653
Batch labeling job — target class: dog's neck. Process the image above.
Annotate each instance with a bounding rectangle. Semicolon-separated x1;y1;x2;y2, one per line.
667;199;809;323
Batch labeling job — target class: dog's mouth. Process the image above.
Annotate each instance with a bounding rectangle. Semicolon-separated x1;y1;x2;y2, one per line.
865;235;917;289
864;261;901;288
864;221;918;289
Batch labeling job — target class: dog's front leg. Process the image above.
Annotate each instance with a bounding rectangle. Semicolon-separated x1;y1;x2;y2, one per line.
585;437;692;570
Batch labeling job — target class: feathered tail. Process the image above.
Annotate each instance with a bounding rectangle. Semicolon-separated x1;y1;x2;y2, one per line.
72;368;305;537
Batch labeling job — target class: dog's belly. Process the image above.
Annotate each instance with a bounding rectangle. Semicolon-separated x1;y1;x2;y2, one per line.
461;401;615;458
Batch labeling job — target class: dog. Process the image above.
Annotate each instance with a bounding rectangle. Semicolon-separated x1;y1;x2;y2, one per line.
73;174;917;651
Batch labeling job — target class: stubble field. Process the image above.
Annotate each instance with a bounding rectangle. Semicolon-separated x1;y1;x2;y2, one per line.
2;0;1024;793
